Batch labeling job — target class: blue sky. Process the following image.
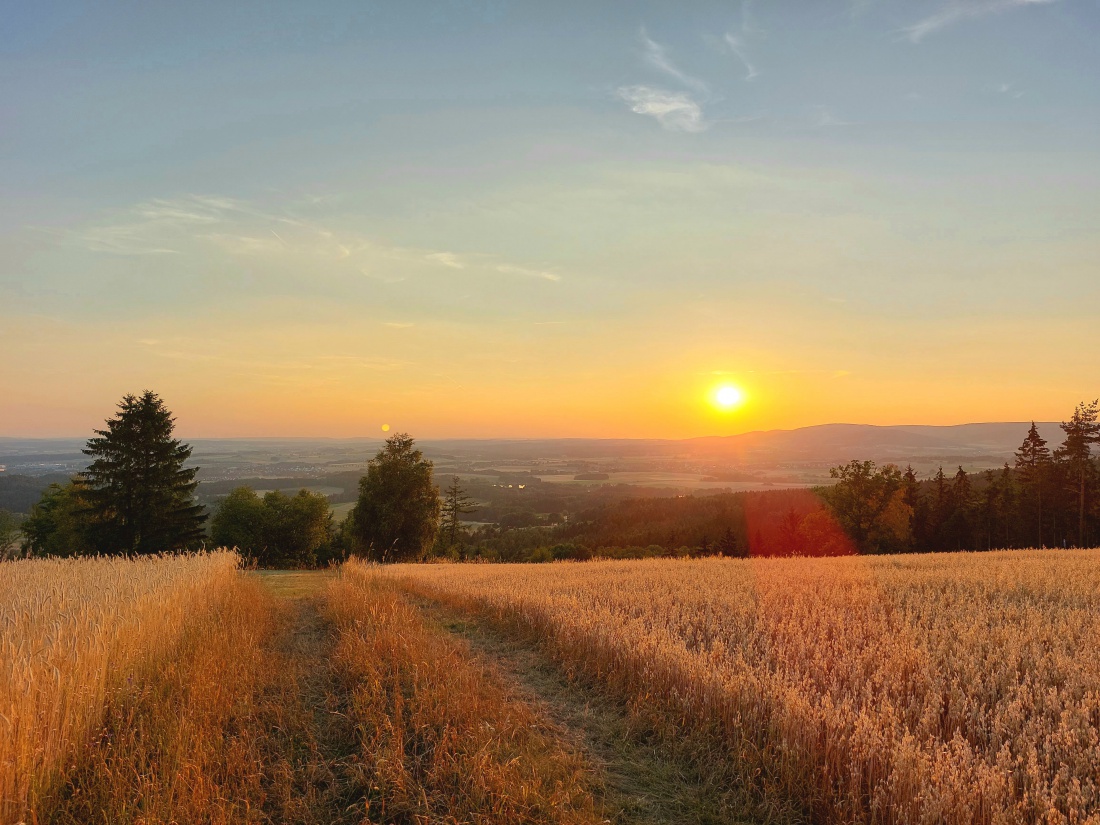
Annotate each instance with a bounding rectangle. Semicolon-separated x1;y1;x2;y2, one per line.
2;0;1098;437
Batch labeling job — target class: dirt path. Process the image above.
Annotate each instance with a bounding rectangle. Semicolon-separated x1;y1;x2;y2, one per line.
411;597;751;825
253;571;364;825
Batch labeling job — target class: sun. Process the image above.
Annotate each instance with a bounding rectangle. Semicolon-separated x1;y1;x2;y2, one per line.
712;384;745;411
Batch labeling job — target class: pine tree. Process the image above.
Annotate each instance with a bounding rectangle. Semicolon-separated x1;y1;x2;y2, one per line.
927;466;949;551
902;465;922;551
945;467;973;550
441;476;477;549
80;391;205;555
998;463;1016;548
1015;421;1052;547
1055;400;1100;546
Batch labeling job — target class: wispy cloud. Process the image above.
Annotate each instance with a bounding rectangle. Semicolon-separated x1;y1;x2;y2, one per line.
617;85;706;132
640;29;709;95
72;223;183;255
65;194;566;295
425;251;466;269
903;0;1057;43
723;33;759;81
740;0;766;36
496;264;562;283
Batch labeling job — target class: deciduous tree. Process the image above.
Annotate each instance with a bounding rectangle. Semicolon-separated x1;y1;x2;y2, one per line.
822;460;909;553
20;481;95;557
211;486;333;568
349;433;440;562
0;509;22;560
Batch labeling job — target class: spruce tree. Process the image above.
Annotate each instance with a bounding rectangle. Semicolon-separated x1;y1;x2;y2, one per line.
1055;400;1100;546
81;391;205;555
1015;421;1051;547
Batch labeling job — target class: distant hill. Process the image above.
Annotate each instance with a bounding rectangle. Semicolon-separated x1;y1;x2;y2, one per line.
0;422;1066;480
417;422;1062;469
682;422;1063;466
0;473;72;515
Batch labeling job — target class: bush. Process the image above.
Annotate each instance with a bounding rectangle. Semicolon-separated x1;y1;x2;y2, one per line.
527;547;554;563
211;487;333;568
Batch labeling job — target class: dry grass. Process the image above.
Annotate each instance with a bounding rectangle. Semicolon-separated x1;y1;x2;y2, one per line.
379;550;1100;825
0;552;240;824
328;567;603;824
36;574;282;824
26;568;364;825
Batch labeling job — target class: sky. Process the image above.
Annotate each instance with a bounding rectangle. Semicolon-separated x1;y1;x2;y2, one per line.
1;0;1098;438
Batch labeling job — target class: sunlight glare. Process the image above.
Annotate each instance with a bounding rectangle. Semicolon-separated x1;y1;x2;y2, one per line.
713;384;745;411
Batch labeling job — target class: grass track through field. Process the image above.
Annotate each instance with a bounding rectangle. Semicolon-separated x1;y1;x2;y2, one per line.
41;568;743;824
251;568;337;598
252;570;364;824
409;595;753;825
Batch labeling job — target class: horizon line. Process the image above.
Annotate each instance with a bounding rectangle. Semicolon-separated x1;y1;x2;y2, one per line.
0;420;1064;443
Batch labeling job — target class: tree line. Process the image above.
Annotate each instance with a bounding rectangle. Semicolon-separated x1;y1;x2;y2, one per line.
10;391;455;565
7;392;1099;563
820;401;1100;553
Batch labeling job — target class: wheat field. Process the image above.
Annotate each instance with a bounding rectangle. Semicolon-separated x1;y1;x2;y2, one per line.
0;551;240;823
379;551;1100;824
326;570;602;823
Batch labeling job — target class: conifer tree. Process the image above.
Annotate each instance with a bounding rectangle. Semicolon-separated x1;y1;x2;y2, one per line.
927;466;949;551
80;391;205;555
441;476;477;549
1055;400;1100;546
1015;421;1052;547
998;463;1016;547
945;467;973;550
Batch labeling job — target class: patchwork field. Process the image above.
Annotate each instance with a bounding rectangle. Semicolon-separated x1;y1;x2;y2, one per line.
3;551;1099;824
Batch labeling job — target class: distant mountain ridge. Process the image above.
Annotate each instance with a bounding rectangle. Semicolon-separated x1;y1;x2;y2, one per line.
683;422;1063;465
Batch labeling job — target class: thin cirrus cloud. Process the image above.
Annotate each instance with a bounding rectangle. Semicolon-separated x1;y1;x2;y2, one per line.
59;194;568;298
616;85;706;132
425;251;466;269
640;28;709;94
723;34;759;81
902;0;1058;42
495;264;562;283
